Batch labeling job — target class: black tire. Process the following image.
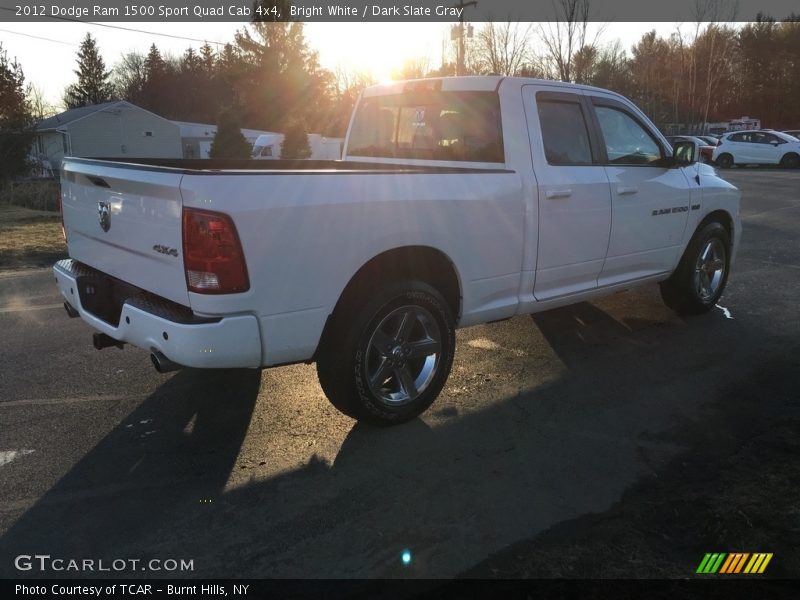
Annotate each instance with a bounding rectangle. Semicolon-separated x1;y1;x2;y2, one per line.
316;280;456;425
660;221;731;315
779;152;800;169
716;153;734;169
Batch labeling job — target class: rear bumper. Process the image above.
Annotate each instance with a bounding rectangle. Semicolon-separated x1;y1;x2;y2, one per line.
54;259;262;369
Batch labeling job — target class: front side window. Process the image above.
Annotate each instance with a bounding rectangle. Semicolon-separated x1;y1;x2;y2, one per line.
595;106;662;165
537;100;593;166
348;91;504;162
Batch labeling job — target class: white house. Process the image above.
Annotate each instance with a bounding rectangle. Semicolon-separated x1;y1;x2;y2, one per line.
172;121;276;159
251;133;344;160
35;101;182;173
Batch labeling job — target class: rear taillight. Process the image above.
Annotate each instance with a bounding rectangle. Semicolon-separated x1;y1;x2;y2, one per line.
182;208;249;294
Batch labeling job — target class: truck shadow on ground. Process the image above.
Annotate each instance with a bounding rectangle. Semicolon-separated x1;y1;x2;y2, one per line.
0;290;792;579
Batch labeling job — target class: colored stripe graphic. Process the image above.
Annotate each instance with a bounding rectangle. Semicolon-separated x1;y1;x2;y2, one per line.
696;554;713;573
719;554;736;574
734;553;750;573
758;554;773;573
698;552;773;574
697;553;727;574
744;553;774;574
721;553;746;573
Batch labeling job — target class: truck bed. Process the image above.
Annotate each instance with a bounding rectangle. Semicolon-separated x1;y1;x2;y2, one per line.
69;157;511;175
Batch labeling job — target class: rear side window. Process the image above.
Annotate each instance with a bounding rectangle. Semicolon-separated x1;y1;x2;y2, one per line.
537;100;593;165
728;133;746;142
348;91;504;162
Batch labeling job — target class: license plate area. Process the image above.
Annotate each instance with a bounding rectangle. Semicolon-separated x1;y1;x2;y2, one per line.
76;272;139;327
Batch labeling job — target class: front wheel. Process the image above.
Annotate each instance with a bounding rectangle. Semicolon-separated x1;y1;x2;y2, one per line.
779;153;800;169
317;281;456;425
716;153;734;169
660;221;731;315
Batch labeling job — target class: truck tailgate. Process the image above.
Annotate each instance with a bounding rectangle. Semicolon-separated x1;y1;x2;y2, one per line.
61;159;189;306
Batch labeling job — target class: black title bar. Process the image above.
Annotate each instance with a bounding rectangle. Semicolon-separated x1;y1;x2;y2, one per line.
2;0;799;22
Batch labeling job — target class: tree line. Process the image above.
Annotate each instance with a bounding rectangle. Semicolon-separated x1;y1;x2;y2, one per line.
3;8;800;182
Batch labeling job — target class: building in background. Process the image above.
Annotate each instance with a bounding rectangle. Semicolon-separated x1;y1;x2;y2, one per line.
173;121;275;159
34;101;182;173
251;133;344;160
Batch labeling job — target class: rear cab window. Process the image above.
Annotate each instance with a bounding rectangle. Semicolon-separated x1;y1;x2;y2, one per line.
347;90;504;163
536;97;594;166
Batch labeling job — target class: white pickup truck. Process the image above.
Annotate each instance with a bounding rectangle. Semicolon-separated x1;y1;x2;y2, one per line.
55;76;741;425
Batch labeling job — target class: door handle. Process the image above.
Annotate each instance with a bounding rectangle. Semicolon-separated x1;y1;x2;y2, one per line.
545;188;572;199
617;185;639;195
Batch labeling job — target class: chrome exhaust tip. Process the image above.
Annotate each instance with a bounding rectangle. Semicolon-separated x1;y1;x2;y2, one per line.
150;351;182;373
64;301;79;318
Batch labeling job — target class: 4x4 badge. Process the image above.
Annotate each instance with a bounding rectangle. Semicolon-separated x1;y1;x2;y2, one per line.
98;201;111;232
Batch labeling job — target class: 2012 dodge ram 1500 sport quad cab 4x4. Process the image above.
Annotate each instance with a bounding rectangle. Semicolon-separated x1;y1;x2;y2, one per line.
55;76;741;425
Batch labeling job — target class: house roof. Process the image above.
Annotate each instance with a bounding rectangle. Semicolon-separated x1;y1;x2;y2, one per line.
36;100;177;133
36;101;125;132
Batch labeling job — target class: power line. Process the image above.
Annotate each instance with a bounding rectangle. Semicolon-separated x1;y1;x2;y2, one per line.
0;27;78;46
75;21;229;46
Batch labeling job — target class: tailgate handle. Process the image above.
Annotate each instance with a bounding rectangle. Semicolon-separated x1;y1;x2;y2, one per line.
86;175;111;188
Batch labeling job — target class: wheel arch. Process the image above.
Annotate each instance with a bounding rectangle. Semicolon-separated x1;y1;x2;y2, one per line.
314;245;463;358
780;151;800;165
698;209;734;247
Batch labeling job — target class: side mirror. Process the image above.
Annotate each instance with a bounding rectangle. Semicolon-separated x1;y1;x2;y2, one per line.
672;140;699;166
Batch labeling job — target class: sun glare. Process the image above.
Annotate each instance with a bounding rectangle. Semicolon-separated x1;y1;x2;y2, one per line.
305;23;447;84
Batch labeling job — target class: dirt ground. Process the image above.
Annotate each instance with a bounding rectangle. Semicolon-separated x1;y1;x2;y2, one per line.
0;205;66;270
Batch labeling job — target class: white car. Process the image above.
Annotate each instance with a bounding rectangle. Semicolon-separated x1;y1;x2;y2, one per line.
712;130;800;168
55;76;741;424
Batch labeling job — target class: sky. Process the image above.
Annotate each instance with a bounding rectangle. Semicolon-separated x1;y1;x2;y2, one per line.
0;21;681;108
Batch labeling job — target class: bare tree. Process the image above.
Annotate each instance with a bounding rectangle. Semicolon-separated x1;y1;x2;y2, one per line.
673;0;739;131
391;56;432;80
112;51;146;103
472;22;534;76
27;84;57;121
538;0;597;82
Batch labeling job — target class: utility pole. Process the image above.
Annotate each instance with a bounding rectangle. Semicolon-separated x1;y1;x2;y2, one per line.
452;0;477;75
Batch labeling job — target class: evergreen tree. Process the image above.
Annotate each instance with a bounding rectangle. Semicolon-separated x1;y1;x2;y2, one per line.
139;44;170;114
0;43;34;184
199;43;216;74
64;33;112;108
280;119;311;159
209;109;251;159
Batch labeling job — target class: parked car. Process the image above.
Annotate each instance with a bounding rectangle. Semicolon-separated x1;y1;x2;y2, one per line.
666;135;715;163
54;76;741;425
782;130;800;140
697;135;720;146
712;130;800;168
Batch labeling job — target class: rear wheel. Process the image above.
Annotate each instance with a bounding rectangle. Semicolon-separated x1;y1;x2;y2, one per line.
317;280;455;425
660;221;731;315
716;153;734;169
779;152;800;169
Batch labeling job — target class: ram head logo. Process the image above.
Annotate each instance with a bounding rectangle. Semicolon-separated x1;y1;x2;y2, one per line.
98;201;111;232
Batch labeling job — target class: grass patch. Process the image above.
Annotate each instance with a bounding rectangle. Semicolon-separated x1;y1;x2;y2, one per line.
0;204;67;271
